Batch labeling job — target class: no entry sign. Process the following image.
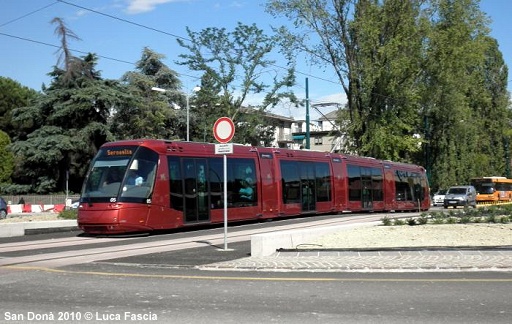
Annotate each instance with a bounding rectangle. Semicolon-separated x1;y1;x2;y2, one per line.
213;117;235;143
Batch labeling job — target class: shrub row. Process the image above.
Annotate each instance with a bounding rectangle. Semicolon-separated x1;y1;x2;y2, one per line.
381;205;512;226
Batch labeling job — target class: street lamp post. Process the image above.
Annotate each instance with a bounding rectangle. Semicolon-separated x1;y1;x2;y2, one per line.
151;86;200;141
186;94;190;142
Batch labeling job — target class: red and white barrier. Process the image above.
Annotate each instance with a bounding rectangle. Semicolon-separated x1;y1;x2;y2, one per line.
6;204;66;214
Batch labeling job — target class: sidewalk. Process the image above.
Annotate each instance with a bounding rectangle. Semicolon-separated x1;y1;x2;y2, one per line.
200;248;512;272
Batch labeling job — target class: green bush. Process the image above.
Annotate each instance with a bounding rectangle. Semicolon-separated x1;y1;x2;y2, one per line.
417;215;429;225
486;214;497;223
58;209;78;220
459;215;472;224
431;212;446;224
381;216;392;226
499;216;510;224
406;218;416;226
393;218;406;226
446;217;458;224
380;204;512;227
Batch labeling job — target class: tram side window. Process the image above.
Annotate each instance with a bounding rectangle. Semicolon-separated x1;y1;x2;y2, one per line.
372;168;383;201
315;163;331;202
394;171;422;201
414;174;424;201
395;171;409;201
208;158;223;209
281;161;300;204
347;164;361;201
168;157;183;211
227;158;257;207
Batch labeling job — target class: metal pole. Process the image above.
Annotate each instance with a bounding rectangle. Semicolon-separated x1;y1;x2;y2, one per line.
223;153;228;250
305;77;310;149
186;94;190;142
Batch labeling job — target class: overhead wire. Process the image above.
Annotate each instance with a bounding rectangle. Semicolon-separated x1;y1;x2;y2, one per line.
54;0;344;88
0;0;344;93
0;1;59;28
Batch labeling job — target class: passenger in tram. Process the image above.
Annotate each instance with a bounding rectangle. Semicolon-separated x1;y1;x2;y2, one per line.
239;177;254;201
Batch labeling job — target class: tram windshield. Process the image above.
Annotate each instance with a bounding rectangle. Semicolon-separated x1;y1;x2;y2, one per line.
81;146;159;203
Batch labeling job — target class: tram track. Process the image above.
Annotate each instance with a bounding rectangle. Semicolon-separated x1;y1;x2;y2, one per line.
0;212;415;269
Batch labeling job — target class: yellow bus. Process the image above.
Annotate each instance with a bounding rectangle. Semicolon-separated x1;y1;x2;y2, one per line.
470;177;512;203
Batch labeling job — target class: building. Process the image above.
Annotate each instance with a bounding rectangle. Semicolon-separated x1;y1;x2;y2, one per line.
264;109;345;152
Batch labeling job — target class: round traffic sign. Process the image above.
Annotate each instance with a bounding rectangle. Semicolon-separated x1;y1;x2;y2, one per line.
213;117;235;143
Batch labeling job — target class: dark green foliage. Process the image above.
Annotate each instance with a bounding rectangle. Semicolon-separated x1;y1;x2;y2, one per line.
406;218;417;226
0;77;39;140
9;53;129;193
267;0;510;190
112;47;185;140
0;131;14;183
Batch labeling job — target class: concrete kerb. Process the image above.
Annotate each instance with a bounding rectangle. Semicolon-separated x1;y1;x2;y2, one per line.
0;220;77;238
250;221;381;257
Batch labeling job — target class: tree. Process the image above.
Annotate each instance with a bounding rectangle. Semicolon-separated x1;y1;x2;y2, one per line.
0;77;39;141
0;131;14;184
112;47;185;140
422;0;503;189
192;71;225;142
9;19;132;193
267;0;509;190
176;22;299;145
470;37;511;176
267;0;427;160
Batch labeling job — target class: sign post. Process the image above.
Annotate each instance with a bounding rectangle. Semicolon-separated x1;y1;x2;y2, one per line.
213;117;235;251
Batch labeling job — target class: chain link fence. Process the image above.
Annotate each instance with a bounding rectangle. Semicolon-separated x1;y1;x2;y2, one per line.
1;194;80;206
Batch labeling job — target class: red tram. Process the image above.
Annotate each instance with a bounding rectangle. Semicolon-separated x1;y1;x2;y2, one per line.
77;139;430;234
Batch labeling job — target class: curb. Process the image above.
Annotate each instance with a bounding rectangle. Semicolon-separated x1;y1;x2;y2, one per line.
250;221;380;257
0;220;78;238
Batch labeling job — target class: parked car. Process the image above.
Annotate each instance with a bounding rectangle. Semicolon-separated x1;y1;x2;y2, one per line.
0;197;8;219
432;189;447;206
443;185;477;208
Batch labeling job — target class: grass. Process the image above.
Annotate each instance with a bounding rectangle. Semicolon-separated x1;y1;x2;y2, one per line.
58;209;78;220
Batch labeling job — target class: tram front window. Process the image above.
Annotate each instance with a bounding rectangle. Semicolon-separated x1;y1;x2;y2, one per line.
83;159;130;200
82;146;158;203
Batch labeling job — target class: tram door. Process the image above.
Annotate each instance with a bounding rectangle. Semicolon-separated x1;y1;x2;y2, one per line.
183;158;210;223
361;168;373;209
301;162;316;212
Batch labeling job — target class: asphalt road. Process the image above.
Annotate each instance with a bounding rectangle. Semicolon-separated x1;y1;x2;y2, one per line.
1;213;512;323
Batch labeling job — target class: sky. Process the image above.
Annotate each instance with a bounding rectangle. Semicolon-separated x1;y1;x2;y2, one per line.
1;0;511;121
